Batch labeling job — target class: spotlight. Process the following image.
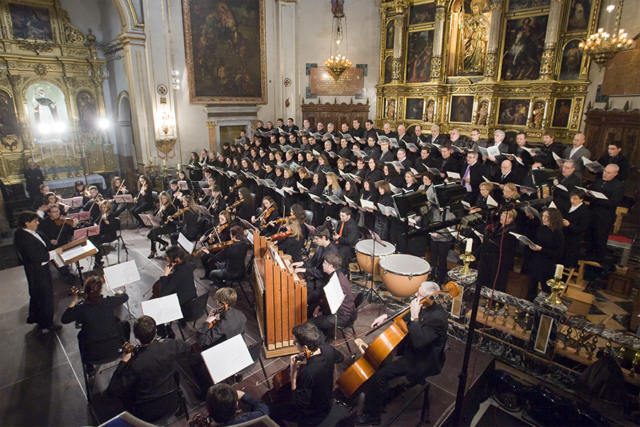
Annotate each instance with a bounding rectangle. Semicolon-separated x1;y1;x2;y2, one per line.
98;118;109;129
39;124;51;134
54;122;66;133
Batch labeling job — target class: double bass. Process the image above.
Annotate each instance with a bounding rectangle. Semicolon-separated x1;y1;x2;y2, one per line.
335;282;459;399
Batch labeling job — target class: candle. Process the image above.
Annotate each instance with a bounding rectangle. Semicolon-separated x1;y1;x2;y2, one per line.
555;264;564;279
72;144;75;157
177;163;181;171
40;146;43;159
65;144;69;158
163;159;166;166
466;238;473;254
31;149;35;162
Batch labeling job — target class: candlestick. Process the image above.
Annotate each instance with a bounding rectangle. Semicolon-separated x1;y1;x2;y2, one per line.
163;159;166;167
465;238;472;254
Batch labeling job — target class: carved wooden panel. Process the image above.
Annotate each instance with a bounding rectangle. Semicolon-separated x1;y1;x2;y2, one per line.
300;100;370;130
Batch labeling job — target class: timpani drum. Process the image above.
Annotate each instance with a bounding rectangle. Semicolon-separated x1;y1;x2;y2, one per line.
355;239;396;276
379;255;431;298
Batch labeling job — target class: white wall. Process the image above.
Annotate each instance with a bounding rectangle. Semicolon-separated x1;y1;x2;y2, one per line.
583;1;640;120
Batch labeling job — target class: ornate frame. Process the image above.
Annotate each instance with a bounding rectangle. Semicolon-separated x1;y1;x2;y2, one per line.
182;0;268;105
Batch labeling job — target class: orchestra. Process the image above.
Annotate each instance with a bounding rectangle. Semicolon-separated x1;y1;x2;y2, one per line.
17;120;631;426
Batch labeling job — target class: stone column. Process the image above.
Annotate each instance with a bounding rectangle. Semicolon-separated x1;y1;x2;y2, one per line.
539;0;564;79
484;0;504;80
206;121;218;152
430;2;446;81
119;30;156;163
276;0;297;121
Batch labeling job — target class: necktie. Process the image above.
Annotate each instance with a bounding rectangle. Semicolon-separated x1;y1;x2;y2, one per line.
463;165;472;191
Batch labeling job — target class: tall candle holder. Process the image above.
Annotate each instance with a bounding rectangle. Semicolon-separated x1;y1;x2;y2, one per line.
459;251;475;276
545;276;567;305
162;164;168;176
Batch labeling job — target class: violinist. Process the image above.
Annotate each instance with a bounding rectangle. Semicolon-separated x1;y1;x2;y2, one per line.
60;276;130;375
168;179;183;205
189;384;269;427
305;254;355;337
274;217;304;262
37;192;68;218
206;184;226;218
355;281;448;426
268;323;344;426
177;170;192;196
199;211;232;279
146;191;176;259
105;176;129;217
155;245;197;338
36;203;76;283
90;201;118;267
131;175;153;228
189;288;247;393
72;180;90;205
291;203;310;239
30;184;50;211
107;315;190;416
82;186;103;222
205;225;248;290
234;188;254;222
252;196;279;236
169;195;200;246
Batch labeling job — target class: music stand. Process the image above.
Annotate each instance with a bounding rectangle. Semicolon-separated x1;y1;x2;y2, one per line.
362;229;385;306
54;237;98;287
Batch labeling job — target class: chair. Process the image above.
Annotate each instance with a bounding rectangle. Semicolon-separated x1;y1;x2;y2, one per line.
223;255;255;310
132;385;189;424
336;293;366;360
81;334;125;402
177;293;210;340
383;382;431;426
304;209;314;225
100;218;129;265
231;338;269;387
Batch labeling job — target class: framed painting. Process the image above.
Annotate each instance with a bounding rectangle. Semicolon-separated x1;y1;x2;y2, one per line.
76;90;98;132
406;30;433;83
183;0;267;104
497;99;529;126
0;90;20;138
551;99;572;128
508;0;550;12
386;21;395;50
567;0;590;31
383;56;393;84
559;40;583;80
500;15;548;81
409;2;436;26
385;98;397;121
9;3;53;40
405;98;425;121
26;82;70;143
449;95;474;123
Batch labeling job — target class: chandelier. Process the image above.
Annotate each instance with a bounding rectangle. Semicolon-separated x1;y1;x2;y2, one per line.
325;9;352;80
579;0;634;68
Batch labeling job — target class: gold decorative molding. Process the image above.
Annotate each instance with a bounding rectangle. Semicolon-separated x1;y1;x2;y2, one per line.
430;56;442;81
484;52;498;79
392;58;402;82
539;47;556;80
206;121;217;129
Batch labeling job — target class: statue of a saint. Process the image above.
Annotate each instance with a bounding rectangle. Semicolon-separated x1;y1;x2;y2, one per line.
32;87;58;126
460;0;491;75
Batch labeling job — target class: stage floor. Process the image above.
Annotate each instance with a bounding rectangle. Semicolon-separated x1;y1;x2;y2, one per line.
0;226;494;426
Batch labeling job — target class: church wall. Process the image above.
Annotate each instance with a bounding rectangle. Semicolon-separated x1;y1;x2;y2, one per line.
583;2;640;123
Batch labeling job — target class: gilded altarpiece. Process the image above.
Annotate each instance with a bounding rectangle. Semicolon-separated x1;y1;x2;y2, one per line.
376;0;601;143
0;0;114;184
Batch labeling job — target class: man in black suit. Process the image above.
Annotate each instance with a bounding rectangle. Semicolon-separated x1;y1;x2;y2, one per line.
398;125;418;160
14;211;64;331
493;159;521;188
532;130;564;170
562;133;591;179
362;119;378;141
396;148;412;171
82;186;103;222
37;204;77;283
382;123;398;139
425;125;448;148
414;147;437;173
461;151;487;203
484;129;510;175
107;315;190;419
593;141;630;182
286;118;299;134
24;161;44;199
437;145;461;182
208;226;249;288
350;119;365;139
553;160;581;212
378;139;395;164
332;207;360;272
355;281;449;426
585;164;625;261
292;226;339;304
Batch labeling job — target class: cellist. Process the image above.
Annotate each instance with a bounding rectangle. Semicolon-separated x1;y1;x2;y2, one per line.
354;281;448;426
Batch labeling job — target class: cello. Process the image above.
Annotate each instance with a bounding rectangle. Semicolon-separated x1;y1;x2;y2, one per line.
335;281;459;399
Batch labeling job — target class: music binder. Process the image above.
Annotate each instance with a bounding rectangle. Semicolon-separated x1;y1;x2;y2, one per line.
53;237;98;268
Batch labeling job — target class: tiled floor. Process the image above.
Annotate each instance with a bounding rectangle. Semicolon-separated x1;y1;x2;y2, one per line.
0;226;494;426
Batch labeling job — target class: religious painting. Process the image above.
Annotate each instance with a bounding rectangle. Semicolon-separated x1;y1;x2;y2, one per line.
386;21;395;50
559;40;583;80
551;99;572;128
497;99;529;126
76;90;98;132
406;31;433;83
508;0;550;11
501;15;548;81
456;0;491;76
26;82;69;143
0;91;20;138
183;0;267;104
405;98;425;121
567;0;590;31
9;3;53;40
474;101;489;125
385;98;397;121
384;56;393;84
449;96;474;123
409;2;436;25
426;100;436;122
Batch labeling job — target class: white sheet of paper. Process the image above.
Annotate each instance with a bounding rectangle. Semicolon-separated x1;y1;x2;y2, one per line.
140;293;183;325
178;233;195;253
486;195;498;207
201;334;254;384
360;199;376;209
447;171;461;179
103;260;140;291
487;146;501;158
509;232;536;247
323;272;346;315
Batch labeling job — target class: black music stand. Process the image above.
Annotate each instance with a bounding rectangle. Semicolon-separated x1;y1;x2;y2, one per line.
362;230;386;309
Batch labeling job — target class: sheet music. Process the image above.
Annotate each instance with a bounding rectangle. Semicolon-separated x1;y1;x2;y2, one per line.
487;146;501;158
61;240;97;262
201;334;253;384
140;293;183;325
509;232;536;247
296;182;309;192
360;199;376;210
178;233;195;253
178;180;189;190
104;260;140;291
486;195;498;207
447;171;461;179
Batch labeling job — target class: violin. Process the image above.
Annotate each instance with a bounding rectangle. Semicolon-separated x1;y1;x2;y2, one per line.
269;230;292;242
167;207;189;221
269;214;296;227
257;206;275;227
192;240;233;257
205;222;228;244
134;183;149;202
70;286;85;298
261;349;312;404
225;199;242;213
55;217;76;227
121;342;140;357
83;188;90;198
206;303;229;330
335;282;460;399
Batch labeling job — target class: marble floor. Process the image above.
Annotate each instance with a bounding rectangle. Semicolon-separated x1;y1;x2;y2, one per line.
0;226;494;426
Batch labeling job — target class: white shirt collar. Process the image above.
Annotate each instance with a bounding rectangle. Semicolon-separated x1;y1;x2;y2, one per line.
569;202;583;213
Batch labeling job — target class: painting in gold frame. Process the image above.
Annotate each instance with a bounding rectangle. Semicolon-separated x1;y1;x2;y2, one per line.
559;40;583;81
409;2;436;26
551;99;572;128
182;0;267;104
406;30;434;83
449;95;474;123
497;98;530;126
500;15;548;81
405;98;425;121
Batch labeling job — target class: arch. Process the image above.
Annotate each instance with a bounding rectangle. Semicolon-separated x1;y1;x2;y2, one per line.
111;0;143;32
118;91;131;122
